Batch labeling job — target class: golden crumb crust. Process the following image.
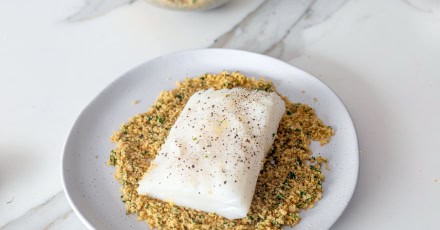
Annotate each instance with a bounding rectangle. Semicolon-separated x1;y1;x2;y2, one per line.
109;72;334;229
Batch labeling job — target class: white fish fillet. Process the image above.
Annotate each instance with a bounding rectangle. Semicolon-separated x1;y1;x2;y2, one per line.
137;88;285;219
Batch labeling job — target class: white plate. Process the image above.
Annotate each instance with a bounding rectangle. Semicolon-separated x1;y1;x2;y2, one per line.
62;49;359;230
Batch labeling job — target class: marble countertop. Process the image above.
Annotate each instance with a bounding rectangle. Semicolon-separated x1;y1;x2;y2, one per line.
1;0;439;229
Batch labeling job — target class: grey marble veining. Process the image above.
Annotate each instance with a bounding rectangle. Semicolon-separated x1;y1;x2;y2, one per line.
266;0;348;61
211;0;349;61
1;191;85;230
210;0;314;53
402;0;436;13
67;0;349;61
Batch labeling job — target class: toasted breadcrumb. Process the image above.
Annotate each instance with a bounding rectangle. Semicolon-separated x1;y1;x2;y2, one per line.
109;72;334;229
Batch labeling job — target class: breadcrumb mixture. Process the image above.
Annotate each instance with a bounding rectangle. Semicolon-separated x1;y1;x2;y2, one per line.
150;0;214;9
109;72;333;229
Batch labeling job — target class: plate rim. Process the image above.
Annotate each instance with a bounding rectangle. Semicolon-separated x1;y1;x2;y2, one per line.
61;48;359;230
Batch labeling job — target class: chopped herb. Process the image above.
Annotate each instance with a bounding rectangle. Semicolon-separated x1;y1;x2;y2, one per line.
109;150;117;166
200;76;205;80
289;213;299;220
287;110;293;115
192;0;197;3
276;193;285;200
295;128;301;132
192;137;197;141
248;215;254;221
288;171;296;179
300;191;306;197
176;93;183;101
156;116;164;124
310;165;320;172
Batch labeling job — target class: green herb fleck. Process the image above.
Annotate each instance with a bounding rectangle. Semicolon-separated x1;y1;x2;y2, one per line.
276;193;285;200
156;116;164;124
288;171;296;179
287;110;293;115
289;213;299;220
192;137;197;141
109;150;117;166
176;93;183;101
310;165;320;172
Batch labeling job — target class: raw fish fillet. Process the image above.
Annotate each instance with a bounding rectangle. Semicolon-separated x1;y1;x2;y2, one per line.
137;88;285;219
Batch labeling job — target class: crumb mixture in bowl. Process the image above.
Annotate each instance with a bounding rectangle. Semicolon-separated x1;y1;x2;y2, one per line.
145;0;230;11
109;72;334;229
